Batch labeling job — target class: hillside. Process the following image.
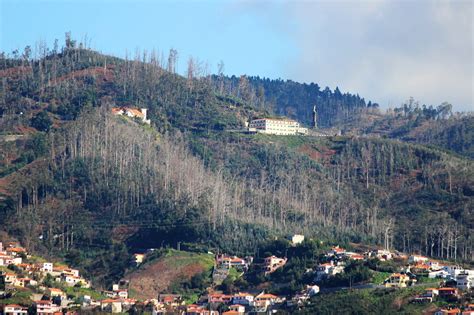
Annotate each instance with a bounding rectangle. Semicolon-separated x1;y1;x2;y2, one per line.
0;39;473;290
125;249;214;300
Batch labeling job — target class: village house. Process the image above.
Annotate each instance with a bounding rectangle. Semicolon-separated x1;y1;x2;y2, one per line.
40;262;53;273
228;304;246;313
263;256;287;275
101;299;123;313
5;246;25;257
456;270;474;290
185;304;219;315
328;246;346;257
249;118;307;135
443;265;465;280
2;304;28;315
384;273;411;288
408;255;429;264
413;288;439;303
231;292;254;306
15;277;37;287
0;255;13;266
157;294;184;307
46;288;66;299
345;252;364;261
254;292;279;310
437;287;459;300
61;274;90;288
208;293;232;304
429;269;451;279
288;234;305;245
4;272;17;285
112;107;151;124
373;249;393;261
314;261;344;281
35;300;61;315
216;254;250;270
133;253;145;266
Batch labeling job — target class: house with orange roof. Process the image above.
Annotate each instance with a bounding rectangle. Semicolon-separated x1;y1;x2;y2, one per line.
345;252;364;261
6;247;26;257
185;304;219;315
4;272;17;285
222;311;240;315
437;287;459;299
112;107;151;124
208;293;232;304
157;294;184;307
216;254;249;269
46;288;66;298
329;246;346;257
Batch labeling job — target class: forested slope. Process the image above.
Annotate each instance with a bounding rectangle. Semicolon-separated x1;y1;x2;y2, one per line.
0;40;472;286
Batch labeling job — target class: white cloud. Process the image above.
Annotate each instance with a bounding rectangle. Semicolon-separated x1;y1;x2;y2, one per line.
239;0;473;111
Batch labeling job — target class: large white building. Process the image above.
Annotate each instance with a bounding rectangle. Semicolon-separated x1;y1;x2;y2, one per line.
249;118;307;135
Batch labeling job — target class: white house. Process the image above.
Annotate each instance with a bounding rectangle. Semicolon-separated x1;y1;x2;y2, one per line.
315;262;344;281
41;262;53;273
408;255;429;264
231;292;254;306
289;234;305;245
428;269;450;279
3;304;28;315
456;270;474;290
35;300;61;315
307;285;320;296
443;265;464;279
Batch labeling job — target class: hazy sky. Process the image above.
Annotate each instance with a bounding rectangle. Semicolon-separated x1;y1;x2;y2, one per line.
1;0;472;111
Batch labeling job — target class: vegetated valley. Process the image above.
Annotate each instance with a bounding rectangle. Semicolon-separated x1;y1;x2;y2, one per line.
0;37;473;314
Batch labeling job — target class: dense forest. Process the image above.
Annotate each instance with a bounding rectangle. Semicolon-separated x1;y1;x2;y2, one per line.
211;74;373;127
0;37;472;286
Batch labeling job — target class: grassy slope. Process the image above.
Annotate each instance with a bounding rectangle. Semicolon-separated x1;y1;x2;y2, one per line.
125;249;214;300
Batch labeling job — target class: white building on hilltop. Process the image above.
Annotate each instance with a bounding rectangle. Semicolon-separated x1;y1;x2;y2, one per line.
249;118;307;135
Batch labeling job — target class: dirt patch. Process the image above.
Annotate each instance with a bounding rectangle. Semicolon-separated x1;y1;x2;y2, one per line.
297;144;336;163
0;66;32;78
125;254;210;299
50;66;115;86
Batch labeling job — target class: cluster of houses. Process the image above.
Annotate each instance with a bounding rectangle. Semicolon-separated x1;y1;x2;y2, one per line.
0;242;90;290
1;238;472;315
215;253;287;277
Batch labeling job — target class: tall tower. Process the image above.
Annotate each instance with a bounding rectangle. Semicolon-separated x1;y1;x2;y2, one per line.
312;105;318;129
